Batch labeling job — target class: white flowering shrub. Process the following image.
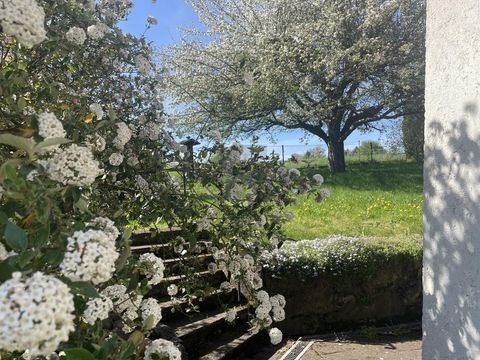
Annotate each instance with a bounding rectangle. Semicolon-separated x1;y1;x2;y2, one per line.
0;1;324;358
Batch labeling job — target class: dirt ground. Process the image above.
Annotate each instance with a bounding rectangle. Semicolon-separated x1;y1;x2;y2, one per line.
269;327;421;360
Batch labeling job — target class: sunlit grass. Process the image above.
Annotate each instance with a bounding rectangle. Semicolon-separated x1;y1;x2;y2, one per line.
284;159;423;240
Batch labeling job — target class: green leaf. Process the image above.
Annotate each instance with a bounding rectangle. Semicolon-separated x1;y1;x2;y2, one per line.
0;134;34;154
17;97;26;111
43;248;64;266
0;159;22;182
0;256;19;282
60;348;95;360
0;211;8;224
17;249;35;269
3;223;28;251
118;341;136;360
74;198;91;213
68;281;99;298
126;272;139;292
33;137;72;152
93;335;119;360
142;314;155;331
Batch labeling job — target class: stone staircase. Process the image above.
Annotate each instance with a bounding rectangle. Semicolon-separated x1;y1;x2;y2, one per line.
130;229;270;360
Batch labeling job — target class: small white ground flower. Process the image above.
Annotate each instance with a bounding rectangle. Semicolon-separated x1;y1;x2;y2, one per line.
65;26;86;45
60;229;119;284
144;339;181;360
0;0;47;48
43;144;102;186
138;253;165;285
269;327;283;345
0;272;75;356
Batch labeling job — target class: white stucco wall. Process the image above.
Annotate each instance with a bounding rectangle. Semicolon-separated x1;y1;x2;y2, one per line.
423;0;480;358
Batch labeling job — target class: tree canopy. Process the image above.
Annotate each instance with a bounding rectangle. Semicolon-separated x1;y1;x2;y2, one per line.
162;0;425;172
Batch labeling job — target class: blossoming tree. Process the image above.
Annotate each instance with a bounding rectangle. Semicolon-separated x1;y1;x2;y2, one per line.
0;1;322;358
161;0;425;172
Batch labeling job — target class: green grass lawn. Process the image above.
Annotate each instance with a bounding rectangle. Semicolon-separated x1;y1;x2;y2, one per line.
284;159;423;240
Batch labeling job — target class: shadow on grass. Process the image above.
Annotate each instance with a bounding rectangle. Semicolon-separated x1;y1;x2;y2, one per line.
296;159;423;193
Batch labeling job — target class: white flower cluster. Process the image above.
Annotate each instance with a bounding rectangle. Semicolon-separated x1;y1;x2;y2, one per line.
87;134;106;153
113;122;132;149
109;152;124;166
0;0;47;48
312;173;324;185
138;253;165;285
225;308;237;323
60;229;119;284
207;129;222;141
140;297;162;330
144;339;182;360
43;144;103;186
140;121;162;141
89;103;104;120
0;272;75;356
135;175;152;195
65;26;87;45
167;284;178;296
83;295;114;325
37;112;66;150
101;285;142;333
146;15;158;25
87;216;120;242
254;290;286;326
127;155;139;167
135;55;152;74
269;327;283;345
87;23;109;40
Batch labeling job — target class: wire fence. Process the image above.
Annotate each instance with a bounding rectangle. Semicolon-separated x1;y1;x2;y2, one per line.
242;142;406;165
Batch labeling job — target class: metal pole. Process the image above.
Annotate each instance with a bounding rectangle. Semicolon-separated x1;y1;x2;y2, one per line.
282;145;285;164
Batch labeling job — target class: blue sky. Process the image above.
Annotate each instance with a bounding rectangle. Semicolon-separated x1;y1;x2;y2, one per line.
121;1;389;157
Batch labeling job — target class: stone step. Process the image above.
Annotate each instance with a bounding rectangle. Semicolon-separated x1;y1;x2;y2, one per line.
173;306;250;358
157;289;242;322
149;271;226;298
130;228;210;246
163;254;215;276
199;329;260;360
131;241;212;261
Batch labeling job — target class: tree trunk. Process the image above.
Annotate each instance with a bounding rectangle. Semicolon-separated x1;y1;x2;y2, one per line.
327;139;346;172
